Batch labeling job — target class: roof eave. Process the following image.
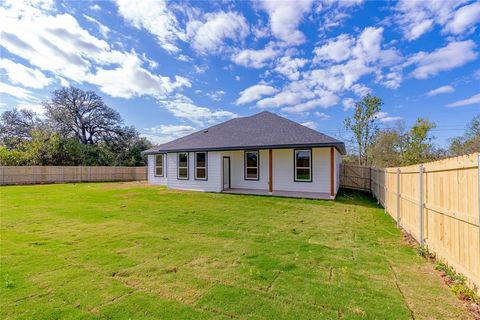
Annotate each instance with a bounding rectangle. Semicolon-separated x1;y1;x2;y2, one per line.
142;142;346;155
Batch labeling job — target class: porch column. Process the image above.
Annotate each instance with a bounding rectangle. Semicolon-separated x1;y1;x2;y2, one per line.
330;147;335;198
269;149;273;193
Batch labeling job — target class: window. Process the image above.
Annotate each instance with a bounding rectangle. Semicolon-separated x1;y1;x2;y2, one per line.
244;151;259;180
195;152;207;180
295;149;311;182
154;154;164;177
177;152;189;179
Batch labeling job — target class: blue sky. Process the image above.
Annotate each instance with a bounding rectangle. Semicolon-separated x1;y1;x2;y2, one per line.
1;0;479;148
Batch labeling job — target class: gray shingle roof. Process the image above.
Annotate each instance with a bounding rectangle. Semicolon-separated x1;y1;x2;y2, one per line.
143;111;346;155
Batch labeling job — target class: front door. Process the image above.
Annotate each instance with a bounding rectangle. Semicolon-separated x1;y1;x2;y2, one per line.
223;157;230;190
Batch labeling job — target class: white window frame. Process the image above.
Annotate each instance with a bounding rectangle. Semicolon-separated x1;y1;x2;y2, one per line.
244;150;259;180
154;154;164;177
194;152;207;180
177;152;189;180
294;149;312;182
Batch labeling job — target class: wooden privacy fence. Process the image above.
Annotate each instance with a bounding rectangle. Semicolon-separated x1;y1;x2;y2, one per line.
0;166;147;185
341;153;480;291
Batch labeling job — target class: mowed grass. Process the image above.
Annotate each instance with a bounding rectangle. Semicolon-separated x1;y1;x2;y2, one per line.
0;182;470;319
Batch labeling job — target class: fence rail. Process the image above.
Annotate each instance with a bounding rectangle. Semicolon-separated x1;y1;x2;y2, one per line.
0;166;147;185
340;153;480;292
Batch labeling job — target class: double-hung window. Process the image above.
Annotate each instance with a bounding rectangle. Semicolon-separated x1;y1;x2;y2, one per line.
244;151;259;180
177;152;189;180
154;154;164;177
294;149;312;182
195;152;207;180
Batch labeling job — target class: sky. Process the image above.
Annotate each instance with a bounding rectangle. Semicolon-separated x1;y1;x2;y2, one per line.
0;0;479;148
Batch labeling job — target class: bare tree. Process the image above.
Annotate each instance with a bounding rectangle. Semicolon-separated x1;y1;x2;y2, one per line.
0;109;41;149
344;94;383;165
43;87;125;145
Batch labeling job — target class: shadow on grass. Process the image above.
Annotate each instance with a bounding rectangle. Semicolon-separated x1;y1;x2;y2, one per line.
335;188;382;209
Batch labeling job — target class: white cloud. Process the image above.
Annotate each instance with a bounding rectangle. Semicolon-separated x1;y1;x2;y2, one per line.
236;84;277;105
408;40;477;79
116;0;185;53
206;90;226;101
444;2;480;35
281;93;339;113
0;82;39;101
259;0;314;45
16;102;45;115
301;121;317;130
446;93;480;107
257;90;306;109
193;65;207;74
232;43;279;68
90;4;101;12
235;75;240;81
313;34;354;63
314;112;331;120
0;58;52;89
375;111;402;123
393;0;465;40
159;95;237;126
90;53;191;99
427;85;455;96
187;11;249;54
143;124;196;144
311;27;402;92
342;97;355;110
83;14;110;38
1;1;190;103
274;56;307;80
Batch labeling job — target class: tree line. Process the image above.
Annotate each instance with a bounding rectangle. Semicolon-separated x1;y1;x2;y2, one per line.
0;87;151;166
344;94;479;167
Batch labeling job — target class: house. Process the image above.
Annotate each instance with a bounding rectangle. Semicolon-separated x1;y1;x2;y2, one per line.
143;111;346;199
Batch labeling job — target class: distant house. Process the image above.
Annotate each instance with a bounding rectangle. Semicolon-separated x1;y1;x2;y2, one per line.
143;111;346;199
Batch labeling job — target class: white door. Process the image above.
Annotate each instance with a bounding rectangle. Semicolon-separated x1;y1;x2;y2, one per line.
223;157;230;190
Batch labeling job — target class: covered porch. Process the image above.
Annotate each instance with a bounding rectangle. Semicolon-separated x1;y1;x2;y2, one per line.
221;188;331;200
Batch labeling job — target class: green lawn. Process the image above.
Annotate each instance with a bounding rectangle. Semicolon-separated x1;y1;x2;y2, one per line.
0;182;470;319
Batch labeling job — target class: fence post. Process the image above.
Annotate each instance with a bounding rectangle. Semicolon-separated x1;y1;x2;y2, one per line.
396;167;400;227
384;169;387;214
478;153;480;257
32;166;36;184
419;164;424;245
368;167;373;193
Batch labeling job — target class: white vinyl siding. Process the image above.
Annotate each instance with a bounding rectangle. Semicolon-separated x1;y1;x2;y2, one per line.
147;154;167;185
272;148;330;193
148;147;339;197
221;150;269;190
167;152;222;192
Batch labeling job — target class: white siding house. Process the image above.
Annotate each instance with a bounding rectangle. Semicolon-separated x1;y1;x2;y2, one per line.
143;111;346;200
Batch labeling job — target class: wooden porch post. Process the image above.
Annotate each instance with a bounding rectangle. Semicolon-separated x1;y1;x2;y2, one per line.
330;147;334;198
269;149;273;193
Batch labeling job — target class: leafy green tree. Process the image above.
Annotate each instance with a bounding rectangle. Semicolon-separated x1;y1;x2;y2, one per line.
344;94;383;165
402;118;437;165
0;146;31;166
368;122;406;167
449;115;480;156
